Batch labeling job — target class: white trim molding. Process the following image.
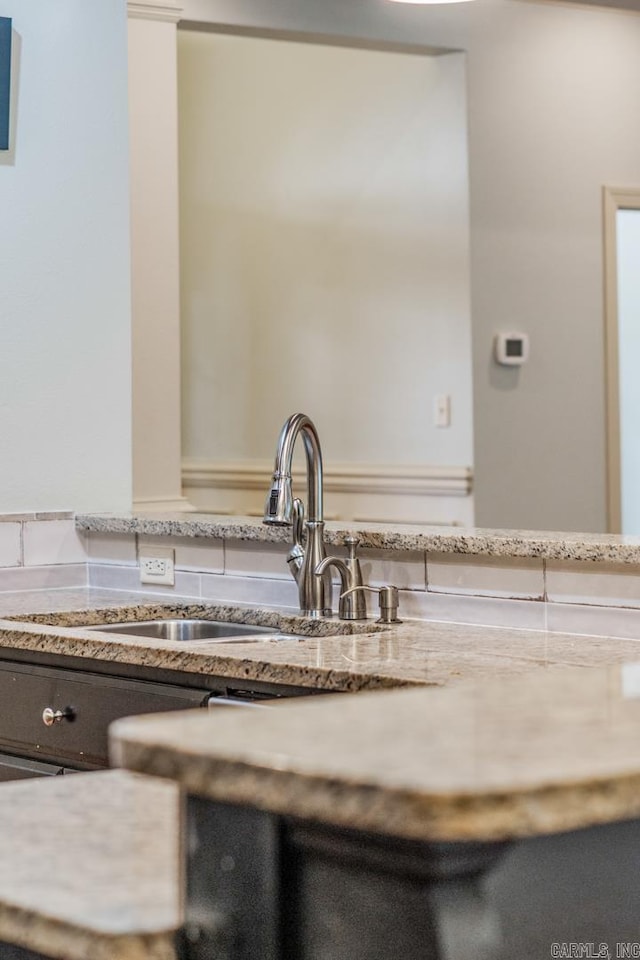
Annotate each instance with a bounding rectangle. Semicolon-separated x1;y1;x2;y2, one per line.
133;495;196;513
182;460;474;526
183;460;472;497
127;0;184;23
603;185;640;534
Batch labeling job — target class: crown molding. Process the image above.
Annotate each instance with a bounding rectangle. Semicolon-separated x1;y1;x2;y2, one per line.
127;1;184;23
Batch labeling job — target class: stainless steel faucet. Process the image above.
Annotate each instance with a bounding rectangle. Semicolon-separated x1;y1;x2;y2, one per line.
263;413;331;617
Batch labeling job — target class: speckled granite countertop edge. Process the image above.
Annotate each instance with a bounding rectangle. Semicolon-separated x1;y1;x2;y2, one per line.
0;770;179;960
0;908;178;960
3;590;640;694
114;733;640;845
111;667;640;844
76;513;640;564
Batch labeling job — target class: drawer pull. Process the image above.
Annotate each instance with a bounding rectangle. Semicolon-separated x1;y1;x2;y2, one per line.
42;707;74;727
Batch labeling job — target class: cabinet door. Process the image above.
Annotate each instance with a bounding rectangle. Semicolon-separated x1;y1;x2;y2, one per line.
0;662;210;769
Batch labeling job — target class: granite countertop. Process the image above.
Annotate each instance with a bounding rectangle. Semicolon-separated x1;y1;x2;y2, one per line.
5;585;640;848
0;769;179;960
77;511;640;563
112;660;640;845
2;587;640;693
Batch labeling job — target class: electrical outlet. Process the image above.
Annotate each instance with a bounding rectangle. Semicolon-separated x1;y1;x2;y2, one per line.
139;549;175;586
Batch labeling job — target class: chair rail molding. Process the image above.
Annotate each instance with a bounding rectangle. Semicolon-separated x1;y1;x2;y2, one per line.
127;0;184;22
182;460;473;498
182;460;474;525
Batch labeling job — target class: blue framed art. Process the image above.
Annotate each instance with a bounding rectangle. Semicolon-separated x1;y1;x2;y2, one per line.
0;17;11;151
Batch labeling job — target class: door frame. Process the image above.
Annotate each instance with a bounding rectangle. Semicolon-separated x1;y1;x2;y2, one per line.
603;186;640;533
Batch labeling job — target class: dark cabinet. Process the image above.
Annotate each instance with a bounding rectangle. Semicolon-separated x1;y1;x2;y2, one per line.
0;661;211;772
180;799;640;960
0;655;316;779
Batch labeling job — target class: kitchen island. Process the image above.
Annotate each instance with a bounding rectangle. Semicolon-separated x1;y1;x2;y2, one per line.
1;582;640;781
2;650;640;959
112;663;640;960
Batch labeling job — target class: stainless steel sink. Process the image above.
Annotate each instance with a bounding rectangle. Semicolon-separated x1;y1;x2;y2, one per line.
86;618;301;643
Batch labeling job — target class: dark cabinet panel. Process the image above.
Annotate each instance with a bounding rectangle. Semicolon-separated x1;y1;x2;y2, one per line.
0;662;210;769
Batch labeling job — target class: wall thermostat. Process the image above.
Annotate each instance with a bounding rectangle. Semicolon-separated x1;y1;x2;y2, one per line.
494;332;529;366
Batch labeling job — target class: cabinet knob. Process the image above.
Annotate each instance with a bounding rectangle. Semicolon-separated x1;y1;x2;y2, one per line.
42;706;74;727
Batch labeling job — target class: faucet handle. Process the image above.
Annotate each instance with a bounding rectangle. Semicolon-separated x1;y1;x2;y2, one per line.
292;498;305;548
340;585;401;625
286;498;305;579
315;556;366;620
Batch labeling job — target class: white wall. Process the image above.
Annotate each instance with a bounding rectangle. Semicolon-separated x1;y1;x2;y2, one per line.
617;209;640;535
181;0;640;533
0;0;132;513
179;32;472;479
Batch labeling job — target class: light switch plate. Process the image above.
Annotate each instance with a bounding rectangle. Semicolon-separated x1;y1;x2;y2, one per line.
434;394;451;428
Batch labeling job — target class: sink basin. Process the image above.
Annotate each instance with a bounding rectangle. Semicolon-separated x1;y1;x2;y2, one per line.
86;619;301;643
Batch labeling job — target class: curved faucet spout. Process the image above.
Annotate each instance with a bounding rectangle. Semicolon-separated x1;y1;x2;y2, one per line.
263;413;324;524
263;413;330;617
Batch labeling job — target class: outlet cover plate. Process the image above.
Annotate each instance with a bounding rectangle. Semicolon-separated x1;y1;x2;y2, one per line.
139;547;175;586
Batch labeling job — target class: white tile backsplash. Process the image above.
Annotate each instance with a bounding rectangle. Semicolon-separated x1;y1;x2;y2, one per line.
138;535;224;573
88;563;201;597
0;564;87;592
545;601;640;640
358;549;426;591
23;520;87;567
546;560;640;608
398;590;548;631
87;532;137;566
224;541;290;580
0;523;21;568
200;571;299;608
427;553;544;600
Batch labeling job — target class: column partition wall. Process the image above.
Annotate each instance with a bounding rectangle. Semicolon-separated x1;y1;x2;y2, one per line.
127;0;193;512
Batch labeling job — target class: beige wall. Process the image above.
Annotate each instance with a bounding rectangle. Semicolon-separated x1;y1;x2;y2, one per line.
467;2;640;532
181;0;640;533
178;33;473;484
